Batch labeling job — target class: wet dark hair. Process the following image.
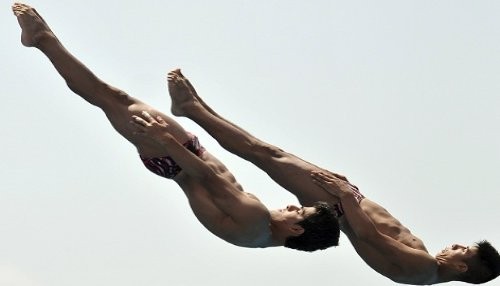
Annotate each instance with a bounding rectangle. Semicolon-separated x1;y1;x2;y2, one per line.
284;201;340;252
458;240;500;284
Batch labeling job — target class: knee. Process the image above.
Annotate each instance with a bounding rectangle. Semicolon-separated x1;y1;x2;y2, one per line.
247;141;285;164
96;84;135;110
66;78;133;108
101;84;133;104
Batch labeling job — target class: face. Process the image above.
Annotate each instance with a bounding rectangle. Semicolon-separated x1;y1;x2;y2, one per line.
275;204;317;224
436;243;478;263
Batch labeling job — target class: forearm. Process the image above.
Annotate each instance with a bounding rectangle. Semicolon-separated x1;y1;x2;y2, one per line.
159;133;259;222
158;134;213;179
339;194;379;241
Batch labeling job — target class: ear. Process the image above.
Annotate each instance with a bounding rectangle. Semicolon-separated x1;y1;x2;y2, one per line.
454;262;468;273
289;224;305;236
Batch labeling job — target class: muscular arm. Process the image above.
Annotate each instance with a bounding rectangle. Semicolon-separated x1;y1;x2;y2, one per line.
152;129;212;179
312;171;438;282
312;172;379;241
132;112;271;226
132;111;231;184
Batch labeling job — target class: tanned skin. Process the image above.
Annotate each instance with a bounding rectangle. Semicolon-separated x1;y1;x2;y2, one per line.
12;2;319;249
166;69;482;285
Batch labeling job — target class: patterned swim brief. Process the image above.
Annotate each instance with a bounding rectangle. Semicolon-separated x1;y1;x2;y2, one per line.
140;133;205;179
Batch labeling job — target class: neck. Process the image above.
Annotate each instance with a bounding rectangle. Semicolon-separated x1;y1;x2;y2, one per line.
434;260;458;284
268;217;289;247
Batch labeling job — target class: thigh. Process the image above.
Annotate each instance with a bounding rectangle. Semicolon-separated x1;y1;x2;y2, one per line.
252;147;340;206
128;102;191;143
100;93;191;156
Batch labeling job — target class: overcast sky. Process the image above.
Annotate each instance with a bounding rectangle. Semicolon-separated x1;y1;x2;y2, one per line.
1;1;499;285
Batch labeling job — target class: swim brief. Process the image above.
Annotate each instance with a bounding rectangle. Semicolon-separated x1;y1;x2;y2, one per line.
140;133;205;179
333;186;365;217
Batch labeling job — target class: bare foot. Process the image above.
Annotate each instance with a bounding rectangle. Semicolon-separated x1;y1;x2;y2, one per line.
168;69;202;117
12;3;54;47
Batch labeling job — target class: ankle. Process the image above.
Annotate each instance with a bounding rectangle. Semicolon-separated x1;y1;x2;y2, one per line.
35;32;58;50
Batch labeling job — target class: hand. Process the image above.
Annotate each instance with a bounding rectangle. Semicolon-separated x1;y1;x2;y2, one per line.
325;170;349;182
130;111;170;143
325;170;359;191
311;171;357;198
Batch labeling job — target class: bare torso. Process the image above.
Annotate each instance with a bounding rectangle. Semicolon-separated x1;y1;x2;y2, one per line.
170;152;273;248
249;150;439;283
93;89;274;248
341;198;438;284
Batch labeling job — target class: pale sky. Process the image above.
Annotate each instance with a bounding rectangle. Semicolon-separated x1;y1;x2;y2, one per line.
1;1;499;286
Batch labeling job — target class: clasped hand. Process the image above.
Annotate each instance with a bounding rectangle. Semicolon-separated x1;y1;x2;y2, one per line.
130;111;171;143
311;171;358;198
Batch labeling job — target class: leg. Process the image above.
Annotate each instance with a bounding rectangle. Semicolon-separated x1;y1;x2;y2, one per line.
13;3;190;156
13;3;124;109
167;70;339;206
168;71;427;250
13;4;271;247
131;112;272;246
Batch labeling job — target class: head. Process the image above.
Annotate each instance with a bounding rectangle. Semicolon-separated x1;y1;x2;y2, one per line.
282;201;339;252
437;241;500;284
